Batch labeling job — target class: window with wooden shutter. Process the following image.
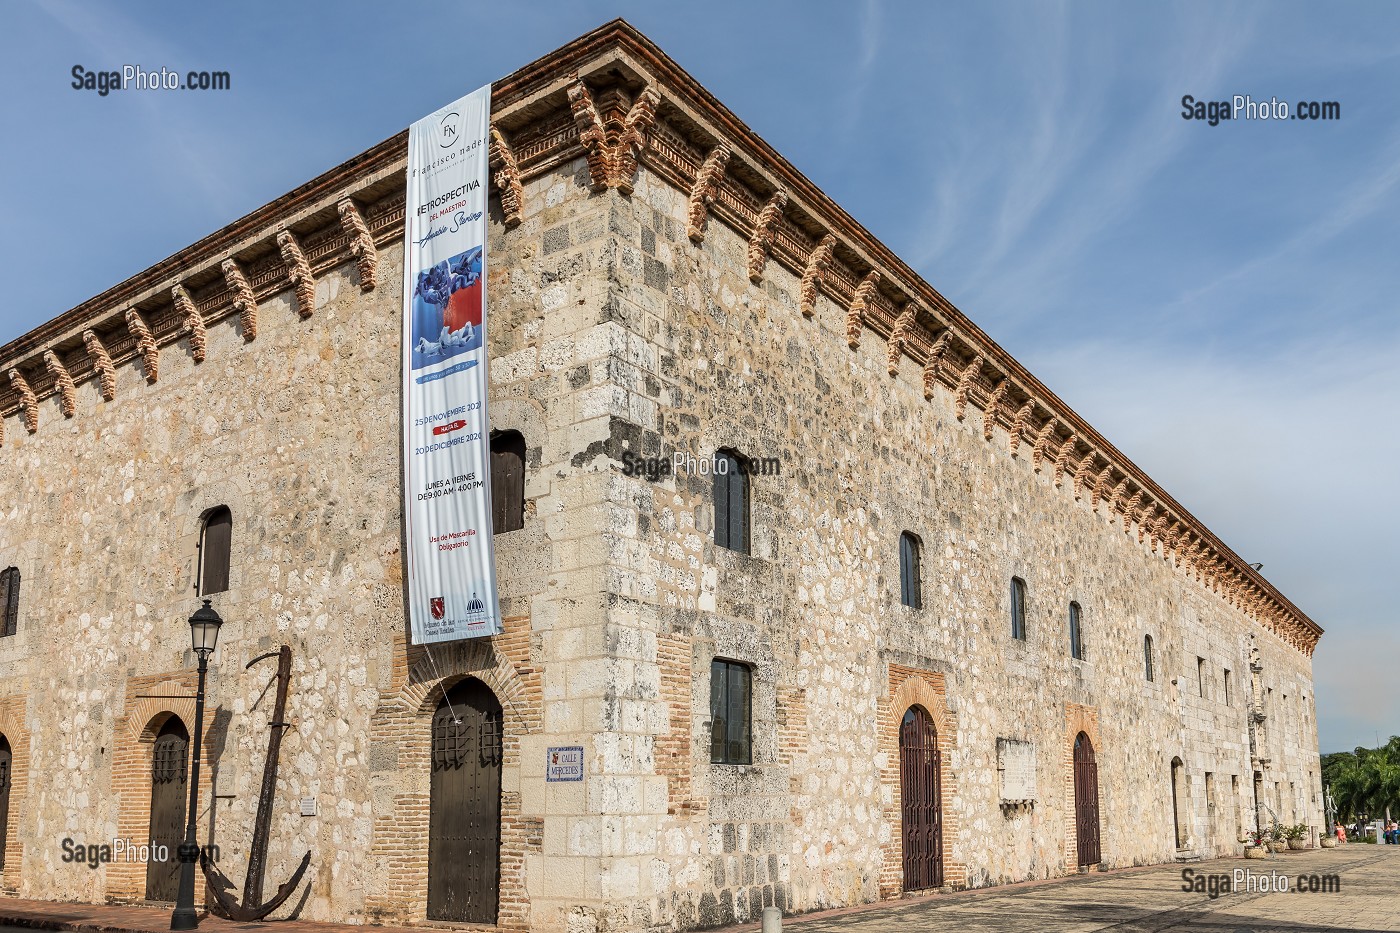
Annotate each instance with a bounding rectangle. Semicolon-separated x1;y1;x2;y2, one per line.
490;431;526;533
899;533;922;609
198;507;232;596
713;450;749;554
0;567;18;637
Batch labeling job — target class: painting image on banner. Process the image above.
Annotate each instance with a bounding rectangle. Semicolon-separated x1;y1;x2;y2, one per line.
412;246;483;370
401;84;502;644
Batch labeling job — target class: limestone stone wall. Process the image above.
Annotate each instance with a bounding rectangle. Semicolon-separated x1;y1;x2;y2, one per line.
572;160;1324;928
0;144;1321;933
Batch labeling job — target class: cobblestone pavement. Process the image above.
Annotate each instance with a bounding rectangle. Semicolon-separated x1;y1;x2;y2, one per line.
767;847;1400;933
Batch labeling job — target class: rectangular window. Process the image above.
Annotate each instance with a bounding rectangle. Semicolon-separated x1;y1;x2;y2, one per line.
710;659;752;765
1010;577;1026;640
1197;657;1206;698
1223;669;1232;706
0;567;18;637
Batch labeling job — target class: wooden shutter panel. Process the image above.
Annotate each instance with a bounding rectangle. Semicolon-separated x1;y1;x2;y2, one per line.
730;454;748;554
490;432;525;533
713;462;731;550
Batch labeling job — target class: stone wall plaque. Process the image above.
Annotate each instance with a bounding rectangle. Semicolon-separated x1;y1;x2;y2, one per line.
997;738;1037;803
546;745;584;782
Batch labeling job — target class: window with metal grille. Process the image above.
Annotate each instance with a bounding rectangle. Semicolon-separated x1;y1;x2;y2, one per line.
1069;601;1084;660
1010;577;1027;640
899;532;922;609
1144;635;1154;682
0;567;18;637
152;734;187;784
197;507;232;596
709;659;752;765
713;450;749;554
490;431;526;533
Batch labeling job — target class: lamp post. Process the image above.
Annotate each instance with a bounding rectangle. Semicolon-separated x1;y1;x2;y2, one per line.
171;599;222;931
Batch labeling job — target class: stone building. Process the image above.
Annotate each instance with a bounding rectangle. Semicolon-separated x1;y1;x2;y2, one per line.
0;20;1323;933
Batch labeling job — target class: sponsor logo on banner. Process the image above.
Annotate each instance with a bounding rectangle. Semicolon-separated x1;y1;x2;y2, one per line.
402;84;502;644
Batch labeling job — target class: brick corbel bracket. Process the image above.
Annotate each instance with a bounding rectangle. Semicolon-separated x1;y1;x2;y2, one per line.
277;229;316;319
43;350;77;418
887;301;919;377
125;308;160;384
221;258;258;342
981;378;1010;440
747;188;788;282
953;355;984;421
846;270;882;349
1052;434;1079;487
488;126;525;229
82;329;117;401
567;78;661;195
1030;418;1059;472
171;283;206;363
686;143;731;243
337;198;378;292
921;331;952;399
799;234;836;318
7;368;37;434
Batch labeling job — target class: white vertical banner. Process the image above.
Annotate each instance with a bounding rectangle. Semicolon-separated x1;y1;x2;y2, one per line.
401;84;502;643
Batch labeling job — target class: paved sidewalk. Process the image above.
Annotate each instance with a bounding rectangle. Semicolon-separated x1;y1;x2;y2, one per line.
0;899;432;933
745;846;1400;933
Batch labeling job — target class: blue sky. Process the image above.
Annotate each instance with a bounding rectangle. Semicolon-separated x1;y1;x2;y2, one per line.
2;1;1396;753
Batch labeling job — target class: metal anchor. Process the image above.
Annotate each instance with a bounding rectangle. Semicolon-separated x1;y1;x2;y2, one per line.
200;644;312;920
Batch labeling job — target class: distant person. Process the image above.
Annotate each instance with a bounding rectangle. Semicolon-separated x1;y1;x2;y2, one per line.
1334;821;1346;844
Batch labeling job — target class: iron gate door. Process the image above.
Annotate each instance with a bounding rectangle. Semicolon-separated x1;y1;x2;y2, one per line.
899;706;943;891
428;679;503;923
0;735;11;875
146;717;189;901
1074;732;1101;866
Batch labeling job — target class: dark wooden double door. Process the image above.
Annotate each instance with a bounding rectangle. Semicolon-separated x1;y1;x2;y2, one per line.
899;706;944;891
428;679;503;923
1074;732;1102;866
0;735;12;876
146;717;189;901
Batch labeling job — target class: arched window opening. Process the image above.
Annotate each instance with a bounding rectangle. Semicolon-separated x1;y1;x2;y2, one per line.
713;450;750;554
1010;577;1027;640
709;659;752;765
490;430;526;534
1144;635;1155;682
197;508;231;597
0;567;18;637
1069;601;1084;660
899;532;922;609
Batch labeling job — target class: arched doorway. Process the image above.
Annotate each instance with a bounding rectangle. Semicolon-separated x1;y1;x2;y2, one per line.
146;716;189;901
899;706;943;891
1073;732;1101;866
0;734;12;876
428;678;503;922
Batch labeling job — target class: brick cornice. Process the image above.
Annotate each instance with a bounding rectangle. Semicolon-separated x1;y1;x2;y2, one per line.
0;19;1321;655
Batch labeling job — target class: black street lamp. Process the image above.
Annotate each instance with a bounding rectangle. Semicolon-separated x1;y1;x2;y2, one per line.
171;599;222;931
